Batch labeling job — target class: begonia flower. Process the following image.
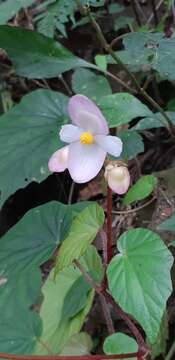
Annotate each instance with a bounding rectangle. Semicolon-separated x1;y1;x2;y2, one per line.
104;163;130;194
48;94;122;183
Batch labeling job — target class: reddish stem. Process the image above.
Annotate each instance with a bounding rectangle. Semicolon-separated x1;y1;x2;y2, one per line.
107;186;113;263
0;353;145;360
74;261;149;359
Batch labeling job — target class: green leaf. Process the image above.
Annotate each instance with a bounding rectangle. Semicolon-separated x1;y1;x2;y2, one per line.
36;0;76;38
123;175;157;205
108;32;175;81
61;242;104;322
114;16;134;31
0;308;42;355
103;333;137;360
0;25;93;78
108;3;124;14
107;228;173;344
0;89;68;206
34;269;93;355
118;131;144;160
157;213;175;232
37;3;58;38
132;112;175;131
0;268;41;314
34;245;103;354
72;68;111;102
60;332;93;355
55;203;104;273
95;54;107;71
62;243;104;320
0;201;92;355
98;93;152;128
80;0;105;7
0;201;89;275
0;268;42;354
0;0;35;24
149;312;168;359
62;276;91;320
167;99;175;111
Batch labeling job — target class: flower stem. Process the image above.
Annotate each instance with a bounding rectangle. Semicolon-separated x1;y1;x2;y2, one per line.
99;293;115;334
107;186;113;264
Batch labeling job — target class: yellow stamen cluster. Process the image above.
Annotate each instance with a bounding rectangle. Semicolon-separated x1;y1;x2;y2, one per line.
80;132;94;145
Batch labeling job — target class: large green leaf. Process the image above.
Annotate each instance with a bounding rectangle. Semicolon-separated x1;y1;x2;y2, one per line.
103;333;137;360
0;89;68;206
108;32;175;81
55;203;104;273
72;68;112;102
0;0;35;24
118;131;144;160
0;308;42;355
0;25;93;78
107;228;173;344
123;175;157;205
34;245;103;354
0;267;42;354
0;267;41;313
157;213;175;232
97;93;152;128
0;200;91;355
0;201;89;276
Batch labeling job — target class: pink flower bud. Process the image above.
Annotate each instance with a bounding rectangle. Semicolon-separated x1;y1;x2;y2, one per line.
104;163;130;195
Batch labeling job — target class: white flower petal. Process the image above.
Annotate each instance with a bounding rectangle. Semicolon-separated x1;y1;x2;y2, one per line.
68;142;106;183
60;124;81;143
68;94;108;135
76;110;108;135
48;146;69;172
95;135;123;157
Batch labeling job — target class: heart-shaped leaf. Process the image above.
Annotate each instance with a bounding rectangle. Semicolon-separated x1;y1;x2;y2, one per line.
107;228;173;344
0;201;89;276
0;200;91;355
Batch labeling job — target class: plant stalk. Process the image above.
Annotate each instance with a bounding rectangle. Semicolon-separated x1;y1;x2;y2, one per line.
107;186;113;263
0;353;145;360
74;260;149;359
